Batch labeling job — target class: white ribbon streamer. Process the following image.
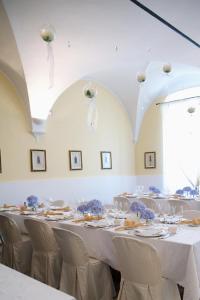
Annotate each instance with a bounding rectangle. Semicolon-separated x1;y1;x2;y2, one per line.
87;98;98;131
47;42;54;89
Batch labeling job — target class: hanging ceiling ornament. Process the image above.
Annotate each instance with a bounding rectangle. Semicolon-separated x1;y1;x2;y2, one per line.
40;24;55;88
187;106;196;114
163;63;172;74
83;83;98;131
137;73;146;83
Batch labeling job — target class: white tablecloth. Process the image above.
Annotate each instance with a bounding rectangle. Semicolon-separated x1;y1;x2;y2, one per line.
59;220;200;300
0;263;76;300
3;211;200;300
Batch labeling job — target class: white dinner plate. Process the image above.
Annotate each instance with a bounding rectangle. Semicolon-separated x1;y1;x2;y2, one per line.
134;228;168;238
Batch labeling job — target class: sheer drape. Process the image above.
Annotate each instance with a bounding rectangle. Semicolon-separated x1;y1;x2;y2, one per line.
162;99;200;193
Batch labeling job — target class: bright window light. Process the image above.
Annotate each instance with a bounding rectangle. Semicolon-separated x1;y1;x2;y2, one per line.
163;87;200;193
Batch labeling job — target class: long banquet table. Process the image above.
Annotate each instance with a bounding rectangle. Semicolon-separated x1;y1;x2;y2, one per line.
0;263;76;300
2;211;200;300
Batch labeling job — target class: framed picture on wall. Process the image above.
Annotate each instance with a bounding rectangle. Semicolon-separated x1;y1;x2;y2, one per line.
30;149;47;172
101;151;112;169
144;151;156;169
69;150;83;170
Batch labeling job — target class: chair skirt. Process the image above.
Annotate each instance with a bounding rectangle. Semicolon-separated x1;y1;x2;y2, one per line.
60;258;114;300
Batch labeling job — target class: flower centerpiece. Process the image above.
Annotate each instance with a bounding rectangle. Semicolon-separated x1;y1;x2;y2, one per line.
129;201;155;222
86;199;104;216
129;201;146;218
77;199;104;216
141;208;155;221
26;195;38;208
77;203;88;214
149;186;160;194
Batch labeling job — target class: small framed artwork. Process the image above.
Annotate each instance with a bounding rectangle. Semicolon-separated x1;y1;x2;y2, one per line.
101;151;112;169
69;150;83;170
30;149;47;172
144;152;156;169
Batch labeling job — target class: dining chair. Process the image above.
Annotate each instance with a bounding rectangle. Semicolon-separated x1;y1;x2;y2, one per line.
112;236;181;300
53;227;115;300
182;209;200;219
0;214;32;274
138;197;159;213
113;196;131;211
167;199;190;214
24;218;61;288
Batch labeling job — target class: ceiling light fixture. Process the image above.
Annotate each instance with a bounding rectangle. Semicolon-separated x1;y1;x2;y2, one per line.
163;64;172;74
40;24;55;89
137;73;146;83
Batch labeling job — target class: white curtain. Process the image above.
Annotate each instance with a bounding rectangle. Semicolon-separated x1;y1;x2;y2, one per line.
162;100;200;193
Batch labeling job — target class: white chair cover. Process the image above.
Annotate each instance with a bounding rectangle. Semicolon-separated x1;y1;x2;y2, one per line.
113;196;131;211
0;214;32;275
167;199;190;214
138;197;159;213
24;218;61;288
182;209;200;219
53;227;114;300
113;236;180;300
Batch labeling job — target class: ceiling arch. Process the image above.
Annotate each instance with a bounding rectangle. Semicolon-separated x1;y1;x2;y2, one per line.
2;0;200;139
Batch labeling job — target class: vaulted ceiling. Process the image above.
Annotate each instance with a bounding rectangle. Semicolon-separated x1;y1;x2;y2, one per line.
1;0;200;140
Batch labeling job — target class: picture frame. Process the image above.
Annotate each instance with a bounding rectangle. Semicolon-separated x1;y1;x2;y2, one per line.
69;150;83;170
101;151;112;169
30;149;47;172
144;151;156;169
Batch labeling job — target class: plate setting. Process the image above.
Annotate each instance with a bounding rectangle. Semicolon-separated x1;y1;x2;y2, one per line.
134;227;168;238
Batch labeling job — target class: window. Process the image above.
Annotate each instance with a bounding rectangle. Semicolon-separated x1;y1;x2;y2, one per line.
163;87;200;193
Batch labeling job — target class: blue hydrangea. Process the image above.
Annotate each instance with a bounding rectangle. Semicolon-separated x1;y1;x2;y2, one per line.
141;208;155;220
77;203;88;214
26;195;38;207
190;189;198;196
149;186;156;192
86;199;104;215
149;186;160;194
130;201;146;214
183;186;192;192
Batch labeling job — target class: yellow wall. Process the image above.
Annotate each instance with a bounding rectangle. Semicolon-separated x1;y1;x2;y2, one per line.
0;73;135;181
135;100;163;175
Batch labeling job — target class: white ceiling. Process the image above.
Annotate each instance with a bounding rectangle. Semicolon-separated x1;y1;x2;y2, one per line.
1;0;200;139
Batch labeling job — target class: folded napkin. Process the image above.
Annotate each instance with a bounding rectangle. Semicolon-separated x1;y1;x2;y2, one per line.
115;220;144;231
180;218;200;225
73;215;103;223
44;210;64;216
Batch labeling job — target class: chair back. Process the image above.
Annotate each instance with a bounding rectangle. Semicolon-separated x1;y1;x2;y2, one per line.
167;199;190;214
138;197;159;213
113;236;161;285
182;209;200;219
0;214;22;244
24;218;58;252
53;227;89;266
113;196;131;211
